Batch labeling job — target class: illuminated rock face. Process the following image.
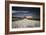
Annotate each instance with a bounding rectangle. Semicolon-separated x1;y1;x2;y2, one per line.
12;19;40;28
26;16;32;18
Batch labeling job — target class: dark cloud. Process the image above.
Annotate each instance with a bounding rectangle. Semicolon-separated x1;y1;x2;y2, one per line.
12;7;40;19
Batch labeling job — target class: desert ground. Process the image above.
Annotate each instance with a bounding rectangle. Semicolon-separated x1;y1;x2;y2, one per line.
12;18;40;28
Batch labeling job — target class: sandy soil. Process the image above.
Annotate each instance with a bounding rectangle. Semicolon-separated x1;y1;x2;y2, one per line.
12;19;40;28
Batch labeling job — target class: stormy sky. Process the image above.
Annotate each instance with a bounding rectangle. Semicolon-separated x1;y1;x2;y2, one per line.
12;6;40;19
